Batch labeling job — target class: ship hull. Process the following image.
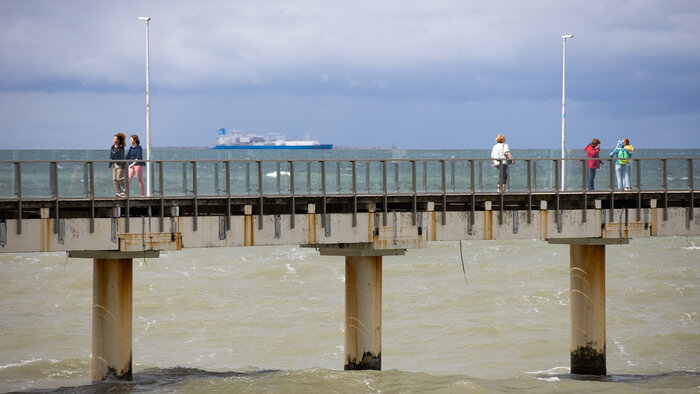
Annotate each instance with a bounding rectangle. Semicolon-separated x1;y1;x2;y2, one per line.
210;144;333;150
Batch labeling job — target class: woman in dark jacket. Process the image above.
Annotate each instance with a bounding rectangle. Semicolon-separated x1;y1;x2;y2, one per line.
109;133;126;197
126;134;145;195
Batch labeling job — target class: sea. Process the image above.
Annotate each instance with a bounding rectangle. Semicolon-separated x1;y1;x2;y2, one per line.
1;148;698;393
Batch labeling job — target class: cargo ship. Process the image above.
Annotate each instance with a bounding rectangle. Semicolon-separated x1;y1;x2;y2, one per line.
210;129;332;150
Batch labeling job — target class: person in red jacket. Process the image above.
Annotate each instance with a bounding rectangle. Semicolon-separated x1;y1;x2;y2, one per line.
584;138;602;190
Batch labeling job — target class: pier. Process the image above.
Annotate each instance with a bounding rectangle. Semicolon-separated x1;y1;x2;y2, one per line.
1;156;698;380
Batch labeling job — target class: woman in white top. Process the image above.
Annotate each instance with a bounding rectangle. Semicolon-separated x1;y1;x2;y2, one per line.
491;134;513;191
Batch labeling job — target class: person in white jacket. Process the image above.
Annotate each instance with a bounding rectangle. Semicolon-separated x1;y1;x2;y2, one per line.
491;133;513;192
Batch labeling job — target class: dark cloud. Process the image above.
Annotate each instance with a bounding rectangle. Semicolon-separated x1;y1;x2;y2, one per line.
1;0;699;149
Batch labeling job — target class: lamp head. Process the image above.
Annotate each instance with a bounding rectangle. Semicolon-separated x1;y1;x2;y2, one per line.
561;34;574;39
139;17;151;21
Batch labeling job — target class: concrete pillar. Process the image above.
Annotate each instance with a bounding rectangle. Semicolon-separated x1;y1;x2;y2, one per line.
92;258;133;381
344;255;382;370
569;244;606;375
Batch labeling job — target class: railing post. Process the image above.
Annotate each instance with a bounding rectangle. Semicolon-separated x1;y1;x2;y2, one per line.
688;159;694;221
14;162;22;234
498;159;504;225
411;160;417;226
582;159;587;223
83;162;89;197
51;162;59;234
440;159;446;225
526;159;532;224
257;160;263;230
192;161;198;231
609;158;615;221
125;159;131;232
470;160;475;231
158;161;164;232
89;161;95;233
289;161;295;229
662;159;668;220
352;160;357;227
337;161;341;193
497;160;503;193
554;159;560;229
382;160;387;226
636;159;642;221
321;160;327;229
226;161;231;231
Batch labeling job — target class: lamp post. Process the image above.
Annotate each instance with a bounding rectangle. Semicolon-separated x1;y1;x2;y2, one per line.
561;34;573;191
139;16;152;196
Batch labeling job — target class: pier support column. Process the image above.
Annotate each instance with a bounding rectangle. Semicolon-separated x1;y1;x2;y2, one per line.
92;257;133;381
68;250;159;382
549;238;627;376
569;244;606;375
344;255;382;370
314;243;405;371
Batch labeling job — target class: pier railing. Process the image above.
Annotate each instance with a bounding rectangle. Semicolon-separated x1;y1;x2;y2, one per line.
1;157;697;201
1;157;698;201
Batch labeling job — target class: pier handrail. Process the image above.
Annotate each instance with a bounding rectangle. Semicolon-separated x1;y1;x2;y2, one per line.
0;157;698;202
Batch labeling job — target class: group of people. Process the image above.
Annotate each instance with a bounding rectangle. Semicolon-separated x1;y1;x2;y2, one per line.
109;132;145;197
584;137;634;190
112;131;636;196
491;134;634;191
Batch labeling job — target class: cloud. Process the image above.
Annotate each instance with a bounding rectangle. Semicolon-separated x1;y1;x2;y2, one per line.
1;0;699;149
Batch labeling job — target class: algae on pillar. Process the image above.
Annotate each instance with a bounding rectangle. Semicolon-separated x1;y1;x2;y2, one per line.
569;244;607;375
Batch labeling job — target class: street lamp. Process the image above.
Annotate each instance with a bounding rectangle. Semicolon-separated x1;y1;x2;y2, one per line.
139;16;152;196
560;34;573;191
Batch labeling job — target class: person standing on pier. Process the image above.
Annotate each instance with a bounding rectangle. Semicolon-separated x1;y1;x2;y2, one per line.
622;138;634;189
610;139;633;190
584;138;602;190
126;134;145;196
109;132;126;197
491;134;513;192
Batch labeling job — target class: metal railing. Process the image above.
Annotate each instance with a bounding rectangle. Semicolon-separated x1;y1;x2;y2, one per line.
1;157;698;200
1;157;697;235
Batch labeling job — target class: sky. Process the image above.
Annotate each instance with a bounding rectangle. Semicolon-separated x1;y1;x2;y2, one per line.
1;0;699;150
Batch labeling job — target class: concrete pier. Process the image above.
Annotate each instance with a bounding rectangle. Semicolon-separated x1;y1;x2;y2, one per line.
92;257;133;381
343;255;383;370
69;250;158;382
568;243;607;375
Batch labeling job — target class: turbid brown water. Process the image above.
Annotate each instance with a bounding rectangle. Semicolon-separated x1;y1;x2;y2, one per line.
1;236;698;392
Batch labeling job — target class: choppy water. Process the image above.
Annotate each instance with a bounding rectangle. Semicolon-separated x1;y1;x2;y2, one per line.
1;237;698;392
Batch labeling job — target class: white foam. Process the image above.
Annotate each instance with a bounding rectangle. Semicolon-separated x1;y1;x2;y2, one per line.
526;366;569;376
0;357;40;369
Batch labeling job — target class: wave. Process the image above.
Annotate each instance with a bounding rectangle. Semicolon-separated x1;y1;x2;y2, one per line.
8;367;699;393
